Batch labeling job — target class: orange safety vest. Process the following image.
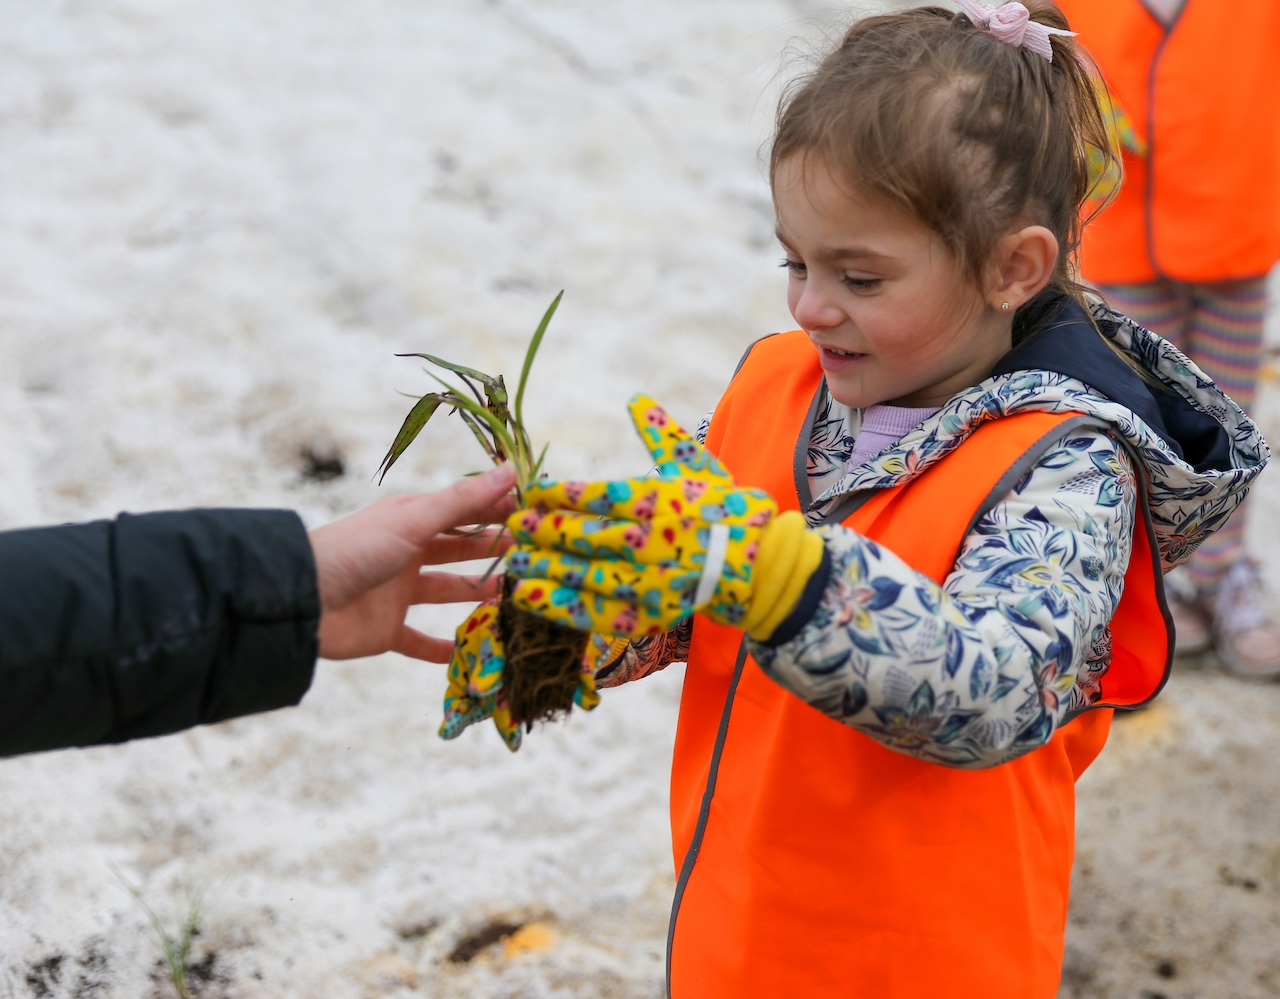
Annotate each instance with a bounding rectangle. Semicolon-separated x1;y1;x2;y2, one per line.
1061;0;1280;284
668;331;1170;997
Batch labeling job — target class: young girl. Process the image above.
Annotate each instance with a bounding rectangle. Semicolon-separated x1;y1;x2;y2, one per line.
448;2;1268;994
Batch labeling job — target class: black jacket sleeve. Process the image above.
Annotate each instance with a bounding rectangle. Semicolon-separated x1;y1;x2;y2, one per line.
0;508;320;757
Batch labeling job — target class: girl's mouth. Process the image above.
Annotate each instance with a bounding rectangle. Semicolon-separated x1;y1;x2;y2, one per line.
819;345;868;367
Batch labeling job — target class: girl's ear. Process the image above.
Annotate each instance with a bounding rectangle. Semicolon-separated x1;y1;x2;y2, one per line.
987;225;1059;312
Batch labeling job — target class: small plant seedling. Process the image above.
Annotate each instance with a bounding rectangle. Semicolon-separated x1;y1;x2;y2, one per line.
111;865;206;999
379;292;589;725
377;291;562;499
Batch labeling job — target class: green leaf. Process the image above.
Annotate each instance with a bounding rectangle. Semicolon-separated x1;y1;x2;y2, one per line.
397;352;499;406
486;373;509;420
424;375;511;445
396;352;499;388
456;409;499;461
513;424;534;477
514;291;562;436
377;393;446;483
431;382;521;468
529;442;551;483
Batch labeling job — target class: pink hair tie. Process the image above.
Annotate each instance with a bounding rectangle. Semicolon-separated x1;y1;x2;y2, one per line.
956;0;1076;62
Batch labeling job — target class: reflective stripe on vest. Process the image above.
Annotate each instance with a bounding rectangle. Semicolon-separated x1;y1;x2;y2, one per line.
667;330;1171;998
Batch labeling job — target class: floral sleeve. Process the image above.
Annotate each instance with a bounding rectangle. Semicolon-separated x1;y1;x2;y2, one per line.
749;429;1138;769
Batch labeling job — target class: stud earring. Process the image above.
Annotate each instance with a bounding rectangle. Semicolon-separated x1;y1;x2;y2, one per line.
1000;302;1011;311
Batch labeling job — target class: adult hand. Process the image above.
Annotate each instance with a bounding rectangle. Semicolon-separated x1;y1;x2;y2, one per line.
310;464;517;662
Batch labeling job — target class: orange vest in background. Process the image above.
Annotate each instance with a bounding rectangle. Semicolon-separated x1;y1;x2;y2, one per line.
667;331;1170;997
1060;0;1280;284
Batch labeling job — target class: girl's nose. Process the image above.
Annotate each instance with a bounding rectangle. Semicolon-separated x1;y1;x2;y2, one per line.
790;280;844;332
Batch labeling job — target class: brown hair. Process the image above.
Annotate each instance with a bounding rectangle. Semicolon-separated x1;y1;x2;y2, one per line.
769;2;1113;320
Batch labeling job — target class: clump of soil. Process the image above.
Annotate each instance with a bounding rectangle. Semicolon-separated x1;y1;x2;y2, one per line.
498;574;589;725
447;919;525;964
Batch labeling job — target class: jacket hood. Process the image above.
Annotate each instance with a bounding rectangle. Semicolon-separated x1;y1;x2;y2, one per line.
997;292;1236;473
811;292;1270;569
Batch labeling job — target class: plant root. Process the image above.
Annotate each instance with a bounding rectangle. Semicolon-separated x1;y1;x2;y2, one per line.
499;574;589;725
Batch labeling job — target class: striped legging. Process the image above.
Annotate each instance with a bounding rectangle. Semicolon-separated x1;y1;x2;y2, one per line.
1099;277;1268;593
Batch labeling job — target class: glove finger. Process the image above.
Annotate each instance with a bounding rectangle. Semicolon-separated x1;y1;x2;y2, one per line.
440;691;495;740
628;394;731;480
508;512;693;568
506;507;614;551
442;601;524;752
511;503;760;564
517;400;731;519
511;500;770;570
575;666;602;711
455;599;502;642
515;481;629;520
520;473;714;524
450;601;506;698
507;544;698;606
509;576;684;637
490;699;523;752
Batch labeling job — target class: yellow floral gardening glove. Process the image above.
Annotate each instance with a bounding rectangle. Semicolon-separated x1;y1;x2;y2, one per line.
505;395;826;641
1086;76;1147;204
440;599;607;752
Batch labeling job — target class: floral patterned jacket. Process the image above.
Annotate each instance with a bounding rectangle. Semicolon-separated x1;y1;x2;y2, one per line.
594;296;1269;768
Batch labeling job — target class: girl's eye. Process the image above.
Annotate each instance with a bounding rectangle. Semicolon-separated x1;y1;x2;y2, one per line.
779;258;806;276
843;275;882;292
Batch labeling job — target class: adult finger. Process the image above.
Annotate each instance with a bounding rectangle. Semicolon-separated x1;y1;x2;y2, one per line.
412;570;503;605
401;465;517;547
394;626;454;663
464;493;521;525
420;528;512;565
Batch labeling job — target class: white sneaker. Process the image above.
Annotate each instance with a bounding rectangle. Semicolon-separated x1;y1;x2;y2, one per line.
1212;559;1280;678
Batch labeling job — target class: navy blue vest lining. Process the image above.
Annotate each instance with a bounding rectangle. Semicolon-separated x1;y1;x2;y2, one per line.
992;292;1233;474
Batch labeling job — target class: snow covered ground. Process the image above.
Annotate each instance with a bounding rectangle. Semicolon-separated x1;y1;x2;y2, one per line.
0;1;1277;996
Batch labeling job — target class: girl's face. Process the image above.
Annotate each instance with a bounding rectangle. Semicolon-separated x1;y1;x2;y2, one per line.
773;155;1011;410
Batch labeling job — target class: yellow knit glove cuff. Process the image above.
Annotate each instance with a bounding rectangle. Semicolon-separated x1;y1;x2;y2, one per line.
741;510;825;642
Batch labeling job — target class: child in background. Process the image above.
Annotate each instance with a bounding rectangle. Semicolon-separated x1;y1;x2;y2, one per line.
1057;0;1280;674
453;2;1267;994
